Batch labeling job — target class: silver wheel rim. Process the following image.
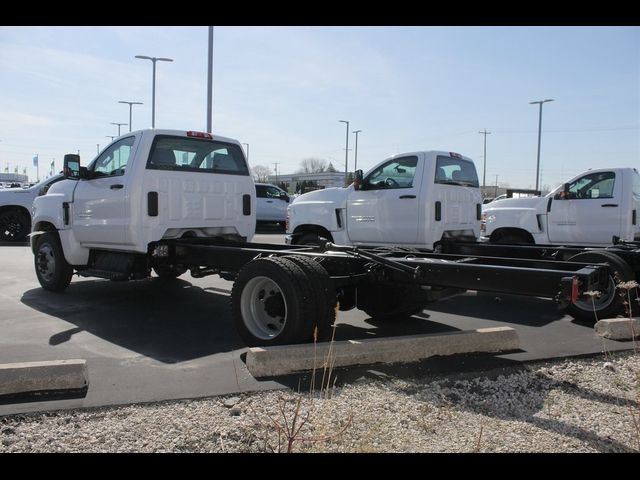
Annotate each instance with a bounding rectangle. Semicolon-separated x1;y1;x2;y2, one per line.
36;243;56;282
574;276;616;312
240;276;287;340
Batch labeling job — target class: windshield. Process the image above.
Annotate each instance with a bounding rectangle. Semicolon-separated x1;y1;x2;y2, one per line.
434;156;479;187
147;135;249;176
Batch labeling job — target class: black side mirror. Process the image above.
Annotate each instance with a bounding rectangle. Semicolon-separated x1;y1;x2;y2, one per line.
354;169;363;191
63;154;81;179
280;192;290;203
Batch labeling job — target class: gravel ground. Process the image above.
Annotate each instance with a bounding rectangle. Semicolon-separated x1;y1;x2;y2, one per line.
1;350;639;453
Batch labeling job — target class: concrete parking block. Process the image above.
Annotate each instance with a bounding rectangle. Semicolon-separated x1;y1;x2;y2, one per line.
246;326;519;378
0;359;88;396
595;317;640;340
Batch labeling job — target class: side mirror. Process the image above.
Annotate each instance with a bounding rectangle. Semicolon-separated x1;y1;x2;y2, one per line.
354;169;363;191
559;182;571;200
63;154;81;179
280;192;290;203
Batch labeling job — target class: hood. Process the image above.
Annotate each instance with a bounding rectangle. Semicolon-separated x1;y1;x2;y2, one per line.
292;187;348;205
483;196;546;211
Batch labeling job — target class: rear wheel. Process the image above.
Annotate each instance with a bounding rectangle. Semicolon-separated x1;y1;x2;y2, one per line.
565;251;636;322
286;255;336;342
34;232;73;291
0;208;30;242
358;284;429;321
231;257;319;346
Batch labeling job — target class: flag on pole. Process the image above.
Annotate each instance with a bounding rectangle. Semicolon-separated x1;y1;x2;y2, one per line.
33;155;38;167
23;167;27;175
14;165;19;173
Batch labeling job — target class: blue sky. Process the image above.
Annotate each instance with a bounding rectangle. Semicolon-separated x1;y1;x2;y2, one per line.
1;26;638;190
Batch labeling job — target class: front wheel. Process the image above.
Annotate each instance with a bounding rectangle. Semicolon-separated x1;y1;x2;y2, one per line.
34;232;73;291
0;208;30;242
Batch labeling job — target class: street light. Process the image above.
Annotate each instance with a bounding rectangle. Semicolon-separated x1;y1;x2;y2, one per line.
110;122;127;137
529;98;554;191
118;101;143;132
105;135;116;142
352;130;362;173
478;129;491;194
339;120;349;186
135;55;174;128
241;143;249;162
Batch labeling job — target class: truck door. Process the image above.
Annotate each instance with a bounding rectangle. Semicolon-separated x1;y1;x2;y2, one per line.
346;155;421;244
547;170;621;245
72;136;137;246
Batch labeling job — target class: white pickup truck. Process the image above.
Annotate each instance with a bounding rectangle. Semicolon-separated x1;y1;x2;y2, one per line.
31;129;255;290
285;151;482;249
482;167;640;246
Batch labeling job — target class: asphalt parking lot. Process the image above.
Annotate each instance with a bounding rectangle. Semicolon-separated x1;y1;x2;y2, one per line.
0;230;635;416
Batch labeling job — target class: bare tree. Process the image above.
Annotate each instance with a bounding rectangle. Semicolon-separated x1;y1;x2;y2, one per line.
251;165;272;182
297;158;328;174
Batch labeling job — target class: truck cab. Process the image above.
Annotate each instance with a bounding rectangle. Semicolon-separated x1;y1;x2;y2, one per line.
31;129;255;289
286;151;482;249
483;167;640;246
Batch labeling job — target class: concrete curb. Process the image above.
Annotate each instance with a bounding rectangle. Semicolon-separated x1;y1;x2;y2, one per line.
246;326;519;378
0;359;88;397
595;317;640;340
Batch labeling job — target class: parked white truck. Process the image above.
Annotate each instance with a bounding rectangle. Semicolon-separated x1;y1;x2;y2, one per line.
285;151;482;248
28;131;631;346
482;167;640;246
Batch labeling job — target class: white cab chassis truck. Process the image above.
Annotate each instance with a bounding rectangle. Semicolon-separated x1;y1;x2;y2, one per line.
29;132;626;346
286;151;482;249
482;167;640;246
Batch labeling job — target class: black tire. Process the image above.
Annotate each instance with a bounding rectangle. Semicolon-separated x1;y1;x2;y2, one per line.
0;208;30;242
357;284;429;321
565;251;636;322
286;255;336;342
34;232;73;292
493;233;529;244
297;233;332;248
231;256;319;346
153;264;187;279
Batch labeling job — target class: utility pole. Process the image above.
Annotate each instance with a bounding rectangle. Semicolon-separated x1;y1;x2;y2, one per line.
529;98;554;191
494;174;499;198
207;26;214;133
273;162;279;185
478;129;491;195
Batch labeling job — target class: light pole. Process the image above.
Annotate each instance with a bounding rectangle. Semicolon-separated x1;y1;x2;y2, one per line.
135;55;174;128
339;120;349;186
118;101;143;132
478;129;491;194
352;129;362;173
105;135;116;142
529;98;554;192
242;143;249;162
110;122;127;137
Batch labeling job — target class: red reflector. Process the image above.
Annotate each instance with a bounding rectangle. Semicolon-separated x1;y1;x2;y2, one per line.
187;131;213;139
571;277;579;304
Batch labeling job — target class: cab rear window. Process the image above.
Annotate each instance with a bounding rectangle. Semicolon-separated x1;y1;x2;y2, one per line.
146;135;249;176
435;156;479;187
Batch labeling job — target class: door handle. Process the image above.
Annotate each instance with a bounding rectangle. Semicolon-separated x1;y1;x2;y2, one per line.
399;195;416;199
110;184;124;190
601;204;618;207
266;200;273;203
